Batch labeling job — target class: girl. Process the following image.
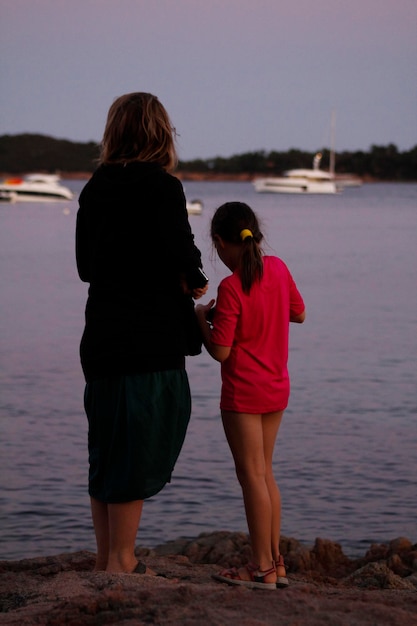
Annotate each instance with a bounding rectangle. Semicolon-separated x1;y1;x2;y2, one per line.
76;92;208;574
195;202;305;590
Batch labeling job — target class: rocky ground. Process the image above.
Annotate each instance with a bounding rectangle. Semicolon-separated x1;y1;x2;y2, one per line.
1;532;416;625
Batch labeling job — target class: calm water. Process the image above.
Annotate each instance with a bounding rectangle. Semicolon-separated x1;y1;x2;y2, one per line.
1;180;416;561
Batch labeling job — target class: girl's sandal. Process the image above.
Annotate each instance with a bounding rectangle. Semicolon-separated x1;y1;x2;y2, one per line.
212;561;277;590
275;555;289;588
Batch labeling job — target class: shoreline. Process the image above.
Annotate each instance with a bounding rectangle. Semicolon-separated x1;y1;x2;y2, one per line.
0;170;390;183
1;532;416;625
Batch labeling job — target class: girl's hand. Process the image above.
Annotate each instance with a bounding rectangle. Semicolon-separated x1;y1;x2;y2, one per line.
195;299;229;362
195;299;216;321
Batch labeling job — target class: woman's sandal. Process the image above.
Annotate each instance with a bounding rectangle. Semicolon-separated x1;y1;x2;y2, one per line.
275;555;289;588
131;561;159;576
132;561;147;574
212;561;277;590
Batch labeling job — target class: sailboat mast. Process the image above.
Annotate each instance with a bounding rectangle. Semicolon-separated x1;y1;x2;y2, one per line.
329;109;336;177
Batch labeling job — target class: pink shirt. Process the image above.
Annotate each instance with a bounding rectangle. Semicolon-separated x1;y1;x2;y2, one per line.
211;256;305;413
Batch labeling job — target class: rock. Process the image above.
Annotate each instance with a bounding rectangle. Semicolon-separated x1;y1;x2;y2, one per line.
310;538;353;578
410;551;417;572
1;534;417;625
389;537;413;554
407;573;417;587
345;562;416;590
152;531;252;568
362;542;389;563
151;532;417;585
354;537;417;581
388;553;412;577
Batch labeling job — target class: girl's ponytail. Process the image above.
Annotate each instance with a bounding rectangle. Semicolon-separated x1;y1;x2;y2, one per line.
211;202;263;294
240;228;263;294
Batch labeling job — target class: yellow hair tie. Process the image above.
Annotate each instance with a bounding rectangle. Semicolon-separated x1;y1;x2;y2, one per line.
240;229;253;241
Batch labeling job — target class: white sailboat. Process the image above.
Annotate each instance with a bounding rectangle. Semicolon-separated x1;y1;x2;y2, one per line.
253;112;339;194
253;153;338;194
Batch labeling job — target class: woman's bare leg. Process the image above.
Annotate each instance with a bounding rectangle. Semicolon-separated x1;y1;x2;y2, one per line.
90;497;110;571
106;500;144;572
90;497;144;573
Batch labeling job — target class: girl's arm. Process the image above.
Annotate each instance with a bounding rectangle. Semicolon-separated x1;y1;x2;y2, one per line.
195;301;231;362
290;310;306;323
288;270;306;323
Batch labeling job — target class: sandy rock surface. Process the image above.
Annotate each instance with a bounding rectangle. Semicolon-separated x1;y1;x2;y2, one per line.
1;532;416;625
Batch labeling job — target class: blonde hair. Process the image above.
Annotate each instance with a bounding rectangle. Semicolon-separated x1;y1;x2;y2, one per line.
99;92;178;170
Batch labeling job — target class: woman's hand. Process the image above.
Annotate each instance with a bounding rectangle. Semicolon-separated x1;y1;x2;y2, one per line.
192;284;209;300
179;274;208;299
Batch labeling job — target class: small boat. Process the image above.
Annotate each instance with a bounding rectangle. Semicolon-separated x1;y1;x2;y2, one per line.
0;174;74;202
186;199;203;215
253;153;338;194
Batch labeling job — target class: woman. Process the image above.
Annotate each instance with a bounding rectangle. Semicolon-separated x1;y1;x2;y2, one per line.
76;92;207;574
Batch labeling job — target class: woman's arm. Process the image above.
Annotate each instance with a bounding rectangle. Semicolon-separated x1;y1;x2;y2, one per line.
75;203;90;282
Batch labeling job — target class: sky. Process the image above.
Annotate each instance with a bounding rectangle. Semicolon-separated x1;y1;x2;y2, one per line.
1;0;416;161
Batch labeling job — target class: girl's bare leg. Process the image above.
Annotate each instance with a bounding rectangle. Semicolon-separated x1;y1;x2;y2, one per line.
221;410;282;582
261;411;286;577
90;497;144;573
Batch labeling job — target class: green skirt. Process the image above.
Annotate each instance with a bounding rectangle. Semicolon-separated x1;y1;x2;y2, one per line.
84;370;191;502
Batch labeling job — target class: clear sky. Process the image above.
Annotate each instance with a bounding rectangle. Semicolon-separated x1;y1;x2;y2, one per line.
1;0;416;160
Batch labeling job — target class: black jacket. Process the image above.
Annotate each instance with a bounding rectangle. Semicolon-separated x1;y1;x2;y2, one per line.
76;162;204;382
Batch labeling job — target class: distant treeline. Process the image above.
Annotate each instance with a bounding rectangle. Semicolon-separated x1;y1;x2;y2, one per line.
0;134;99;175
1;133;416;181
181;145;417;181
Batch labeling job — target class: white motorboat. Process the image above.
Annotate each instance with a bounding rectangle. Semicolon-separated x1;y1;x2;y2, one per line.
186;198;203;215
0;174;74;201
253;153;338;194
